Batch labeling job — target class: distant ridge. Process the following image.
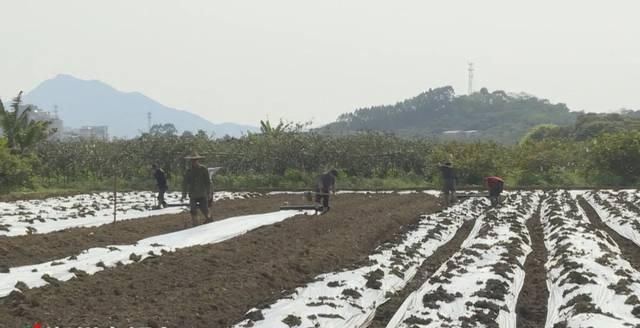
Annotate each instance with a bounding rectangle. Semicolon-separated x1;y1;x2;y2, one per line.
23;74;258;138
318;86;578;143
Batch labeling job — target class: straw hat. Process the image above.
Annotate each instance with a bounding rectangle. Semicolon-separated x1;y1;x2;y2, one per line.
184;152;205;160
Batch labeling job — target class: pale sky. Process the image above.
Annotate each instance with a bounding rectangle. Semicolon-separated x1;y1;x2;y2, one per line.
1;0;639;126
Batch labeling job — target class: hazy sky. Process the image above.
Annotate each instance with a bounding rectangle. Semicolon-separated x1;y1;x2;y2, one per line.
1;0;639;126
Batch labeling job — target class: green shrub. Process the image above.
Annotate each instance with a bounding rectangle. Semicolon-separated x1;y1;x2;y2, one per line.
0;140;34;192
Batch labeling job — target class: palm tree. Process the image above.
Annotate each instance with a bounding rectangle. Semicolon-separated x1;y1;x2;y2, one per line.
0;91;52;154
259;119;294;137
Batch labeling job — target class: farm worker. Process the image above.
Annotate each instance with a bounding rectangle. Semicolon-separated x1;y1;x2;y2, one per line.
315;169;338;212
438;161;457;208
151;164;168;208
485;176;504;207
181;152;212;227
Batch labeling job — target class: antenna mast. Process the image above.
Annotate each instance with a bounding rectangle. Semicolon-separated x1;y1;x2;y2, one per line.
468;62;474;95
147;112;152;132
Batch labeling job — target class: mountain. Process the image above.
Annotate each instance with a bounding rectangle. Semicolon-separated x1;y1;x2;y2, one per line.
23;74;258;138
318;86;579;143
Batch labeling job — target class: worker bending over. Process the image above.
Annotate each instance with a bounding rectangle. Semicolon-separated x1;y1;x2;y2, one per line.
485;176;504;207
315;169;338;212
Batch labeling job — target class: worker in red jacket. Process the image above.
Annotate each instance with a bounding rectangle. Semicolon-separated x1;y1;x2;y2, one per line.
485;176;504;207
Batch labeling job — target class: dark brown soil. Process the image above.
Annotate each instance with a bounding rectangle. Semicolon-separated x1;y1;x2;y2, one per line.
579;197;640;272
0;193;438;328
516;202;549;328
368;217;477;327
0;195;298;268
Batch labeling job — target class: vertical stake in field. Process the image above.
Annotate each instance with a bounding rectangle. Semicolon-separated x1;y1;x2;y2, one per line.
113;165;117;224
208;167;222;213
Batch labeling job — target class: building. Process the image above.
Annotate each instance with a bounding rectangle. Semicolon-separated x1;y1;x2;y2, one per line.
0;104;64;140
63;126;109;141
442;130;479;136
0;103;111;141
28;106;64;140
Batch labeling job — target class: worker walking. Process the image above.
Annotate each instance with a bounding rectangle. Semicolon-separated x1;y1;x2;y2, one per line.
485;176;504;207
315;169;338;212
151;164;168;208
181;152;212;227
438;161;457;208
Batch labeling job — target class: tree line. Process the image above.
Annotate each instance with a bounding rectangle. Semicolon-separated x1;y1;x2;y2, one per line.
2;92;640;193
4;127;640;192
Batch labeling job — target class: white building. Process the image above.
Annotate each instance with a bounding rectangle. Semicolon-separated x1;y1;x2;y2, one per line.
28;107;64;140
1;103;111;141
63;126;109;141
0;104;64;140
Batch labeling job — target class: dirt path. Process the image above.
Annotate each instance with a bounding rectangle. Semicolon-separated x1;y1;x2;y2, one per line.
0;195;299;269
367;216;477;327
0;193;437;328
516;201;549;328
578;197;640;272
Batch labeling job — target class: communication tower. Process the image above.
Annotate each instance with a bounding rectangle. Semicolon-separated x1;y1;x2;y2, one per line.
468;62;474;95
147;112;152;132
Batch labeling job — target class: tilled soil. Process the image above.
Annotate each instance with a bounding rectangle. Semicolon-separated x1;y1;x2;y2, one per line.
516;202;549;328
0;195;297;268
368;217;477;327
0;193;437;328
578;197;640;272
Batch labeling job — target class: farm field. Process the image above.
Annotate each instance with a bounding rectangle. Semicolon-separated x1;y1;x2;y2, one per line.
2;190;640;327
0;191;260;237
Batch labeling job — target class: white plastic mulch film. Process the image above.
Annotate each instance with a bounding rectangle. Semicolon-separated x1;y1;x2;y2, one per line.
0;191;257;236
385;191;539;328
234;197;488;328
0;210;308;298
543;191;640;327
584;190;640;247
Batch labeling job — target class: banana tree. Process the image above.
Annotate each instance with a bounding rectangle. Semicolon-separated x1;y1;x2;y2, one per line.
0;92;52;154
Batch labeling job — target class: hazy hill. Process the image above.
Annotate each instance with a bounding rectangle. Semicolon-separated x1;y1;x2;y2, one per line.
318;86;578;143
23;74;257;138
523;111;640;142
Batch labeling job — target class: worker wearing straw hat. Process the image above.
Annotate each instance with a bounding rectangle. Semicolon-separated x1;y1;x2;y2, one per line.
181;152;212;227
